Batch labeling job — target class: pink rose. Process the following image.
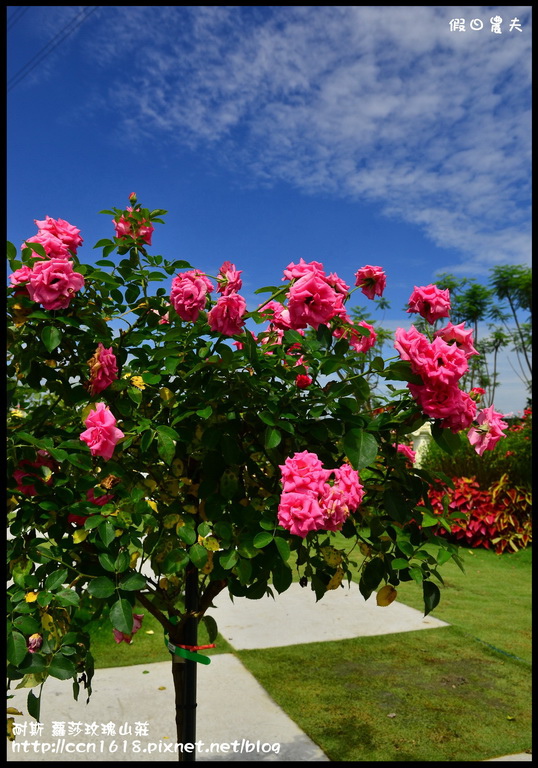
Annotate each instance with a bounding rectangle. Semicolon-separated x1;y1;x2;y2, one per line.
258;300;292;330
319;484;349;532
283;258;325;281
80;403;124;461
207;293;247;336
9;265;33;287
287;272;344;330
406;284;451;325
113;613;144;644
33;216;83;254
467;406;508;456
334;321;377;354
113;207;154;245
354;265;386;300
395;444;416;464
27;634;43;654
412;337;468;387
434;322;478;359
22;230;71;260
277;492;326;538
333;463;364;511
279;451;331;495
407;382;477;432
27;258;84;310
216;261;243;296
170;270;214;321
326;273;350;296
87;343;118;396
394;326;429;363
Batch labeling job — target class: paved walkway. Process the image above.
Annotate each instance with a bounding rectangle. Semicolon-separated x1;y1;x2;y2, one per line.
7;583;531;762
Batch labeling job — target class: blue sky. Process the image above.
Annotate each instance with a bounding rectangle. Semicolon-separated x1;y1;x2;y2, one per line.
7;6;532;414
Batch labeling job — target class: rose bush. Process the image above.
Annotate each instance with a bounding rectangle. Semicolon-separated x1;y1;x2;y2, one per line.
7;198;508;742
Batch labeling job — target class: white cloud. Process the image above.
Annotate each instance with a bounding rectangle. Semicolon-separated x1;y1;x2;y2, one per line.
24;6;533;272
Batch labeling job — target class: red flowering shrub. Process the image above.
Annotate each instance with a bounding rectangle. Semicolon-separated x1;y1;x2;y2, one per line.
427;474;532;554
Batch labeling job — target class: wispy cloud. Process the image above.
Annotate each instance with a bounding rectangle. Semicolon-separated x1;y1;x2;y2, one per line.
24;6;533;273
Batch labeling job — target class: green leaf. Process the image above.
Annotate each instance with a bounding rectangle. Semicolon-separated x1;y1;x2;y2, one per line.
236;557;252;584
219;550;239;570
360;558;385;597
127;386;143;406
67;453;93;471
109;598;134;634
188;543;208;569
119;572;146;591
98;553;116;572
87;576;116;599
381;361;423;385
114;551;130;573
176;526;197;546
27;690;41;721
202;615;218;643
156;425;180;440
7;631;28;666
274;537;291;562
343;429;378;471
264;426;281;449
423;580;441;616
41;326;61;353
431;422;463;455
48;654;76;680
44;569;68;592
7;241;17;261
421;511;440;528
253;532;274;549
258;411;277;426
272;561;293;594
98;522;116;547
196;406;213;419
55;589;80;607
157;432;175;465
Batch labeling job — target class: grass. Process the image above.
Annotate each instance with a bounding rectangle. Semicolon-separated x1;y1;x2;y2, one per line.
89;543;532;761
88;610;234;669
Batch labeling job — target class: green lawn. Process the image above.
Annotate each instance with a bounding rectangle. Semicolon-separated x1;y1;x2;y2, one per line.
89;544;532;761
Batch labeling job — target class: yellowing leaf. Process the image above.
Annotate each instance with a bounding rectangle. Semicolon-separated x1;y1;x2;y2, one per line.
201;551;214;574
130;376;146;390
200;536;220;552
41;613;54;632
326;568;344;591
376;585;397;606
6;708;23;716
73;529;89;544
159;387;175;402
129;551;140;568
321;546;342;568
163;513;180;529
25;591;38;603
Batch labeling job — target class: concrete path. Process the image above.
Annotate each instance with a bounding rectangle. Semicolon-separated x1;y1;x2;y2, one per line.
7;583;531;762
